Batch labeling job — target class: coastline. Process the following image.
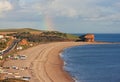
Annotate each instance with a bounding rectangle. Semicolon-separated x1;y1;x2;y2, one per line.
44;42;112;82
45;41;117;82
44;42;83;82
3;42;115;82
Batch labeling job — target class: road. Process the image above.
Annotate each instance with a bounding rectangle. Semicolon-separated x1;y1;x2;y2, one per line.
0;39;20;55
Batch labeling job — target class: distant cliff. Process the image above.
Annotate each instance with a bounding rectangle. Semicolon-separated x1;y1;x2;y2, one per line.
78;34;95;42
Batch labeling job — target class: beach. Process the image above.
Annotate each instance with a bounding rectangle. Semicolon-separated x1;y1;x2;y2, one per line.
3;42;111;82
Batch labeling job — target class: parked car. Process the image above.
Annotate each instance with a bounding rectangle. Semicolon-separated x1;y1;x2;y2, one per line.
22;76;31;81
19;55;27;60
12;66;19;70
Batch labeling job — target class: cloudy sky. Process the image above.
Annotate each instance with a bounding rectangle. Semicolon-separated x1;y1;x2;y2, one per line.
0;0;120;33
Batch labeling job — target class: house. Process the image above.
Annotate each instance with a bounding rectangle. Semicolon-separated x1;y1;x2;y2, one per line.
0;56;3;60
17;46;23;50
0;35;4;39
19;39;28;45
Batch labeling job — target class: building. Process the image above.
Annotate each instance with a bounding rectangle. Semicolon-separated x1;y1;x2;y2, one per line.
19;39;28;45
0;35;4;39
17;46;23;50
0;56;3;60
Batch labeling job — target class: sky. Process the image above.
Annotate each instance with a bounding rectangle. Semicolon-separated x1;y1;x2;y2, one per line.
0;0;120;33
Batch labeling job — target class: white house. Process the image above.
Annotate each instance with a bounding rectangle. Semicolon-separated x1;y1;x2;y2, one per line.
17;46;23;50
0;56;3;59
0;35;4;39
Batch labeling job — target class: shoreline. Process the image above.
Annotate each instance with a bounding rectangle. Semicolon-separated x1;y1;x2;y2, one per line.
44;42;112;82
45;41;118;82
3;41;117;82
58;42;120;82
45;42;83;82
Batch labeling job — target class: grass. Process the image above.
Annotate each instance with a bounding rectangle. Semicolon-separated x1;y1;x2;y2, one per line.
66;34;79;40
0;28;41;33
0;28;79;41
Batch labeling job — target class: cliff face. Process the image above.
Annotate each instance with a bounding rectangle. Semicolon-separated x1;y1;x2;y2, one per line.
78;34;95;42
84;34;95;42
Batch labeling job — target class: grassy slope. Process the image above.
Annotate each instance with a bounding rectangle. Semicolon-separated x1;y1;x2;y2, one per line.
0;28;79;40
66;34;79;40
0;28;41;32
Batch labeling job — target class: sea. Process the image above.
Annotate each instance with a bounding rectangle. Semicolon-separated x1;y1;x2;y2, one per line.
61;34;120;82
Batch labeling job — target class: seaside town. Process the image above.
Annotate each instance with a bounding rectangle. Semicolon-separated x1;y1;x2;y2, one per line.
0;32;32;82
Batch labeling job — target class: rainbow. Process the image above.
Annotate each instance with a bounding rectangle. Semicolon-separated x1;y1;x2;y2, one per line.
43;15;55;31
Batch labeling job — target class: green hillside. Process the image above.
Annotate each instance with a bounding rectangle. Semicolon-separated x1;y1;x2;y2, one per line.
0;28;79;41
0;28;41;32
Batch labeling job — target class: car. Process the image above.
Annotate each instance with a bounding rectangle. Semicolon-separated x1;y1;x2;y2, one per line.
12;66;19;70
19;55;27;60
14;76;22;78
22;76;31;81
